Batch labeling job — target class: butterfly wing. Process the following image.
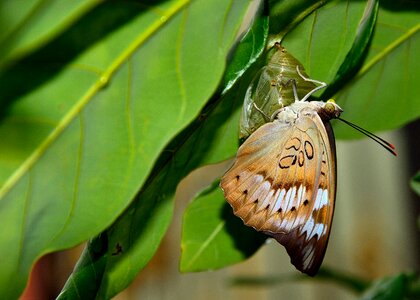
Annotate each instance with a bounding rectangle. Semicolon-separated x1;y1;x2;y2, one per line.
220;110;336;276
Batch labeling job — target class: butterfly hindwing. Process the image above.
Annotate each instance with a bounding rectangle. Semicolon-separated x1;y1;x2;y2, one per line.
220;110;336;276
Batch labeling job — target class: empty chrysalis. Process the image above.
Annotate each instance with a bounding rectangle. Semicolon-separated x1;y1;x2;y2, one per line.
240;43;316;140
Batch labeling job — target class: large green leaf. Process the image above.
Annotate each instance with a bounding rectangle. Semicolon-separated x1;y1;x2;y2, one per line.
0;0;254;298
58;9;269;297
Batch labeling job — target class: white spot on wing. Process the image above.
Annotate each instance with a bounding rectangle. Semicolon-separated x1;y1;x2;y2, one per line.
258;186;274;210
271;189;282;212
321;189;328;207
296;185;305;205
251;180;271;203
276;189;286;210
314;188;328;210
301;216;315;239
301;216;326;241
284;186;296;211
311;223;325;239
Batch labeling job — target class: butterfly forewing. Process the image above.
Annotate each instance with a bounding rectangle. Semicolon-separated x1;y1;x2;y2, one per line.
221;109;336;276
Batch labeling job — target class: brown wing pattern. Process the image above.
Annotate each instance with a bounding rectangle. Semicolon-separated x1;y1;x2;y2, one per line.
220;111;336;276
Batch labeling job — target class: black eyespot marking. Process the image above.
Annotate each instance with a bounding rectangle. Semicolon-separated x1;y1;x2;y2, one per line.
303;199;309;206
253;199;259;204
236;175;240;180
320;171;326;176
277;208;283;213
285;137;301;151
291;206;296;212
265;204;270;210
243;190;248;195
304;141;314;159
279;155;297;169
298;151;305;167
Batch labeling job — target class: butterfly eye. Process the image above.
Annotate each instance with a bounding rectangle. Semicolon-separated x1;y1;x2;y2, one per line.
324;102;336;115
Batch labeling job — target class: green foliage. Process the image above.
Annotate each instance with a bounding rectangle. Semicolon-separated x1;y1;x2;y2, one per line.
180;181;266;272
410;171;420;196
360;273;420;300
0;0;418;298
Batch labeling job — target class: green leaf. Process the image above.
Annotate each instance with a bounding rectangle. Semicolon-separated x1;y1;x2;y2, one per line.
321;0;379;99
268;0;326;42
360;273;407;300
221;2;269;94
56;235;109;300
0;0;254;298
0;0;101;68
410;171;420;196
333;5;420;138
180;181;266;272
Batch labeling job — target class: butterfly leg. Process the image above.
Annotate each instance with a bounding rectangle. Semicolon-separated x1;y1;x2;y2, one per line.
290;79;299;103
296;65;327;102
272;77;300;104
252;102;271;122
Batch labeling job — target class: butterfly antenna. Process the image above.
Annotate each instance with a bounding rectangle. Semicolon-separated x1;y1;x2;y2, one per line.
337;117;397;156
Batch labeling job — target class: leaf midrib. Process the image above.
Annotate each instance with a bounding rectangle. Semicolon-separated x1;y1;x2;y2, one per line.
185;221;225;270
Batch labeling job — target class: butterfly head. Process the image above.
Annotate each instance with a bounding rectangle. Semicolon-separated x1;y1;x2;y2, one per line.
320;99;343;120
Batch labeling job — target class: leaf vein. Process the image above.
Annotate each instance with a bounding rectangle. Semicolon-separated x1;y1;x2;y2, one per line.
186;221;225;269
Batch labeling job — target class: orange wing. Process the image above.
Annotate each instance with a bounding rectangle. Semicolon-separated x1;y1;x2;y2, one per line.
220;111;336;276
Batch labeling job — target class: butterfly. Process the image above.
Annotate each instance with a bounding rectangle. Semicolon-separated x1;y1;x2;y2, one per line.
240;43;317;141
220;50;396;276
221;98;340;276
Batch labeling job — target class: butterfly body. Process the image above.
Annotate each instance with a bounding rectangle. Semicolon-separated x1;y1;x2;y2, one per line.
220;100;342;276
